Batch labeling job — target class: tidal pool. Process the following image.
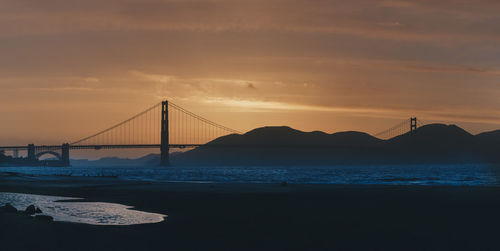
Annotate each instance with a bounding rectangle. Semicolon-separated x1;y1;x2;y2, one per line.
0;192;166;225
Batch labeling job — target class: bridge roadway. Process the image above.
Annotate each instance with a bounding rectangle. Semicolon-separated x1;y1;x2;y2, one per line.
0;144;376;151
0;144;203;151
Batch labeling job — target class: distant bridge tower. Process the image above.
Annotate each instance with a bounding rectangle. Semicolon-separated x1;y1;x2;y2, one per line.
410;117;417;133
160;100;170;166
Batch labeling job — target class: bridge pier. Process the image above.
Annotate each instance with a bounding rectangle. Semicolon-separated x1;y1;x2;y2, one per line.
61;143;70;167
27;144;36;161
160;100;170;166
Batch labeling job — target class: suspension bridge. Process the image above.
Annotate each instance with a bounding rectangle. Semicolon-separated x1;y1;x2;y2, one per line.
0;100;421;167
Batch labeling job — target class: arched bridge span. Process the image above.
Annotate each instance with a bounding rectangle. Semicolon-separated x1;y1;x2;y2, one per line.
35;151;62;160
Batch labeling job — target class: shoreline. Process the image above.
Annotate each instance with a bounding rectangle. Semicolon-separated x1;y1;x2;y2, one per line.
3;176;500;250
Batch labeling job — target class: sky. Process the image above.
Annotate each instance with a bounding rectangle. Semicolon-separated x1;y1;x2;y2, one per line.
2;0;500;153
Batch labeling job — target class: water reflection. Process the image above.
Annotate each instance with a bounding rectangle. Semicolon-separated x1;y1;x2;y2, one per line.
1;164;499;186
0;192;166;225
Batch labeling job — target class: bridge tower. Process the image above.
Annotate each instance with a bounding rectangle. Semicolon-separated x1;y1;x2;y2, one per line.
410;117;417;133
27;144;36;161
160;100;170;166
61;143;70;166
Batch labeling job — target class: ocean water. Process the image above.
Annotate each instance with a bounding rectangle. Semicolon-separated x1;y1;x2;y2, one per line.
2;164;500;186
0;192;166;225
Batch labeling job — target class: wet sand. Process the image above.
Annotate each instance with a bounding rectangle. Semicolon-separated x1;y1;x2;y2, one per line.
1;176;500;250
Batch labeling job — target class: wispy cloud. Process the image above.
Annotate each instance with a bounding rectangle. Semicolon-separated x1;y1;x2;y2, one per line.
2;0;500;44
201;97;392;114
129;70;177;83
20;87;96;92
201;96;500;126
130;70;262;96
84;77;100;83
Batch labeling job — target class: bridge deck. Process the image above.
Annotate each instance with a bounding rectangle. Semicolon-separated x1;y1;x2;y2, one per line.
1;144;377;151
0;144;202;151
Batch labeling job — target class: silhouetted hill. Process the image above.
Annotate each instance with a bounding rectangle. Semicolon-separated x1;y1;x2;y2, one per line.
206;126;382;147
65;124;500;167
383;124;478;163
473;129;500;163
476;130;500;144
389;124;474;152
172;126;384;166
391;124;473;145
72;153;159;167
169;124;500;166
329;131;383;146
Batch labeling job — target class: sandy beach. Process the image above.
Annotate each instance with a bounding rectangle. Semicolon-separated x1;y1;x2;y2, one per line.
2;176;500;250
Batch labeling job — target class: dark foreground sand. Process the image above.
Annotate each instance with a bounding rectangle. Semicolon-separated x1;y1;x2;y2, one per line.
1;176;500;250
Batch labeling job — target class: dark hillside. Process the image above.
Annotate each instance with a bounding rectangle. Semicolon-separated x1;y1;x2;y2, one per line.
164;124;500;166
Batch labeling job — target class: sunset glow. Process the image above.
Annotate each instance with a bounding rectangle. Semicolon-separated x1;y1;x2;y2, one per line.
2;0;500;146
